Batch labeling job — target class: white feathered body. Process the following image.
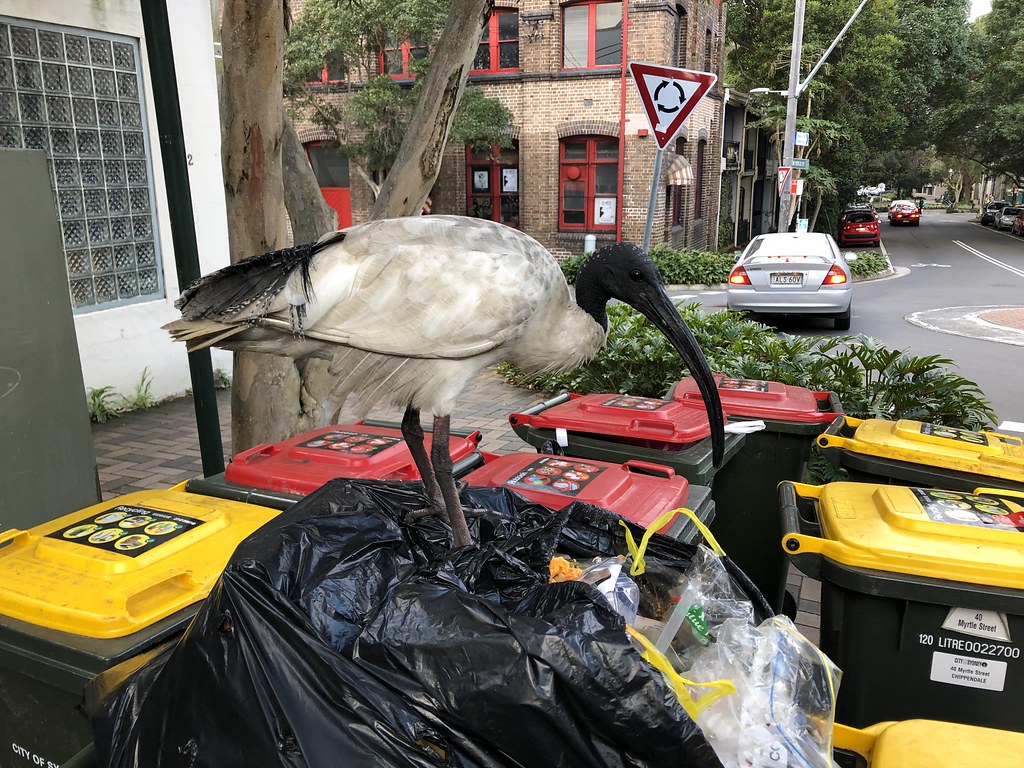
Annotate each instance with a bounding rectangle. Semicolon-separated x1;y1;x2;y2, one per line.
166;216;606;417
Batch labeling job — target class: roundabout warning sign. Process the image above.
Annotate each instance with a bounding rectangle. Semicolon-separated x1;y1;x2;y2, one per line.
628;62;717;148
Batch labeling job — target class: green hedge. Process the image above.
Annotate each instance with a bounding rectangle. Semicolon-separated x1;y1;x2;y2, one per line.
848;250;889;278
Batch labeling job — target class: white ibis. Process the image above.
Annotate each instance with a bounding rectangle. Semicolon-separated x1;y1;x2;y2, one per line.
165;215;724;547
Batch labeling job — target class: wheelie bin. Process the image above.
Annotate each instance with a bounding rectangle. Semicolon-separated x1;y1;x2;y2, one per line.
668;374;842;612
817;416;1024;492
0;486;279;767
833;719;1024;768
185;419;484;509
781;480;1024;731
464;452;714;543
507;392;745;488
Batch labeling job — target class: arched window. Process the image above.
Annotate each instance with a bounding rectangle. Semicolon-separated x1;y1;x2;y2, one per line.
562;1;622;69
704;28;713;73
675;6;688;68
671;137;688;226
467;141;520;226
560;136;619;230
694;139;706;219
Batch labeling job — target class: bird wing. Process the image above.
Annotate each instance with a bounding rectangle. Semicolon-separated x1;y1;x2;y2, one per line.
177;216;569;361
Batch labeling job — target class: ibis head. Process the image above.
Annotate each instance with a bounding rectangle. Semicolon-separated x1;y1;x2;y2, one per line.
575;242;725;466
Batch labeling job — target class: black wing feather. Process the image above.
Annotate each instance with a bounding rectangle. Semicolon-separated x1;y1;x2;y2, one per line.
175;231;347;321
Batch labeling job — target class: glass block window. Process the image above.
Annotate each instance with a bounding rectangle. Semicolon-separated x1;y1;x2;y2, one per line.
0;18;162;311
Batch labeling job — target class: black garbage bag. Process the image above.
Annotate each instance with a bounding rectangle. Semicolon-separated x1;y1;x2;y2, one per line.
87;479;770;768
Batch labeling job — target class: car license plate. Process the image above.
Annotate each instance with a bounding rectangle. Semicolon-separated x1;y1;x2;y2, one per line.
770;272;803;286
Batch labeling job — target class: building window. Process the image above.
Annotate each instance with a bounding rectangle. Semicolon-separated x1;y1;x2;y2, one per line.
0;18;163;311
704;28;713;73
472;11;518;73
695;139;706;219
671;137;687;226
381;38;427;79
675;6;688;68
305;142;351;229
559;136;618;231
309;49;346;85
467;141;519;226
562;1;622;69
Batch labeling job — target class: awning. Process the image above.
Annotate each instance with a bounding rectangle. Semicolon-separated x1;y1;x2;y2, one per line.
663;153;694;187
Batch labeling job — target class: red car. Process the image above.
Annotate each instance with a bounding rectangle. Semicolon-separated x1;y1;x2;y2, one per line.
888;200;921;226
839;208;880;247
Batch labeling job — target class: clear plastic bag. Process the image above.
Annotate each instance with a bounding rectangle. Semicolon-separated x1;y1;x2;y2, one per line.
579;555;640;626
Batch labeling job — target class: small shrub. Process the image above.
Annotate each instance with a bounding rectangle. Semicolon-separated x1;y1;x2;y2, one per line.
559;245;734;286
87;385;120;424
848;251;889;278
558;253;587;284
120;367;156;411
214;368;232;389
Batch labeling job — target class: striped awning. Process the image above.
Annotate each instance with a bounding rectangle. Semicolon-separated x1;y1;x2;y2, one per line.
664;153;694;187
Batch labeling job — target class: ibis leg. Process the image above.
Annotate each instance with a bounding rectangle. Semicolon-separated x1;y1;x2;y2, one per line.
401;406;445;516
432;414;472;548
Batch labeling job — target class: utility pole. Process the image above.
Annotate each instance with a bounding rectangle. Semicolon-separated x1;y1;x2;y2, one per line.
778;0;806;233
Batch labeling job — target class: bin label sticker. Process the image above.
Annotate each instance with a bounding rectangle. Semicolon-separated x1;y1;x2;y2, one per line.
505;457;606;497
919;422;989;446
10;741;60;767
930;651;1007;691
942;608;1012;642
299;430;402;456
718;377;770;393
599;395;672;411
48;504;204;557
910;488;1024;532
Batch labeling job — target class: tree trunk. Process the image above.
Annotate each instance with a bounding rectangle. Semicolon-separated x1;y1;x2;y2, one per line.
221;0;307;453
282;113;338;243
369;0;491;219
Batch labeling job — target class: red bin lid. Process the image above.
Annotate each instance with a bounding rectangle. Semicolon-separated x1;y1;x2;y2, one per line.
224;423;481;496
671;374;837;424
464;453;690;532
511;393;717;446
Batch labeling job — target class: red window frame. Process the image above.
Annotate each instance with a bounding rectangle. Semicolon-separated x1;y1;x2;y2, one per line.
380;39;428;79
561;0;623;70
694;139;706;219
471;10;519;74
671;137;687;226
466;142;520;227
307;50;347;85
559;136;619;231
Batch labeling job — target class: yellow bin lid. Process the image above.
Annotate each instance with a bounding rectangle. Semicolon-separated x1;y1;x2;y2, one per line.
819;417;1024;484
0;485;278;639
835;720;1024;767
785;482;1024;590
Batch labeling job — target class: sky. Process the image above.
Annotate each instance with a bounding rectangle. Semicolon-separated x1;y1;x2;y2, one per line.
970;0;991;21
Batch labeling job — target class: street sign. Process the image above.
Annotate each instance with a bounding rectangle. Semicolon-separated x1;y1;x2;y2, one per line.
795;131;809;146
788;157;810;170
793;179;804;197
796;218;809;233
628;62;717;148
778;167;792;196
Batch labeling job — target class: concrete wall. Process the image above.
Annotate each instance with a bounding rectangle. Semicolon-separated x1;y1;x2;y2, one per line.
0;0;231;403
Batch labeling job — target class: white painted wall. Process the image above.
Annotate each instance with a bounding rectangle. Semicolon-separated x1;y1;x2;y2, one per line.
0;0;232;403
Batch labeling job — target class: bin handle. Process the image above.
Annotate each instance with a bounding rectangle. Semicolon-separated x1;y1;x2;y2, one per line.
234;442;276;463
778;481;831;559
622;460;675;479
508;392;572;426
815;389;844;419
123;572;201;622
832;722;886;759
815;414;859;450
973;486;1024;502
0;528;29;549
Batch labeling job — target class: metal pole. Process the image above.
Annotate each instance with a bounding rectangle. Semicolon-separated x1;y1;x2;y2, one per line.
778;0;806;233
799;0;869;94
643;146;665;251
139;0;225;476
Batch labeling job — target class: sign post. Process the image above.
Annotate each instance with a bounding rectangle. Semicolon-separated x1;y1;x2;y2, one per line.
629;62;717;251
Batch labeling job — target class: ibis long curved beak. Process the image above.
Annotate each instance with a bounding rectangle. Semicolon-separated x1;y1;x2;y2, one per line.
631;289;725;467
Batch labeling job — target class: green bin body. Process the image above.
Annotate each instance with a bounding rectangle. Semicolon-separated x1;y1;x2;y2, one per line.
781;480;1024;732
668;375;842;612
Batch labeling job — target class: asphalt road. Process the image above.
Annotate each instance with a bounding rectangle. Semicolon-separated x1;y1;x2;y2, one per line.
675;212;1024;424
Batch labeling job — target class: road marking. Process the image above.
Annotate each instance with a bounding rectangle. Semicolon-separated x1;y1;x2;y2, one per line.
998;420;1024;433
906;305;1024;347
910;263;951;268
953;241;1024;279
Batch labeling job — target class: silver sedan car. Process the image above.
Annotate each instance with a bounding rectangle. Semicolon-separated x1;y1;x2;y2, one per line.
726;232;857;330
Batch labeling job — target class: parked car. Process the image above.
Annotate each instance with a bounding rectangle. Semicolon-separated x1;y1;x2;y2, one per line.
994;206;1021;232
981;201;1009;226
888;200;921;226
1013;210;1024;237
838;208;880;247
726;232;857;330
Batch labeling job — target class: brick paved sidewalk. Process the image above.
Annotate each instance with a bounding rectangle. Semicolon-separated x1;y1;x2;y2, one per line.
90;365;822;642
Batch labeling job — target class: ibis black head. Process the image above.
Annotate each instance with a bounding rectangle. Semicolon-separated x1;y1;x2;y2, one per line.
576;242;725;466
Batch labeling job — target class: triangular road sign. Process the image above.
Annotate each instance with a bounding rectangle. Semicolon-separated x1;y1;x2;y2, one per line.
777;166;792;196
629;62;718;148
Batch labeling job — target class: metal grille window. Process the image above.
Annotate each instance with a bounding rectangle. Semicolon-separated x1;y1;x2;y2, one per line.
0;18;162;311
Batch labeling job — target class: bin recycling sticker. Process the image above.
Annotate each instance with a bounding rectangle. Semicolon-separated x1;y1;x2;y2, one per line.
48;504;204;557
299;429;402;456
910;488;1024;532
718;377;770;393
505;457;606;497
599;395;672;411
919;422;989;445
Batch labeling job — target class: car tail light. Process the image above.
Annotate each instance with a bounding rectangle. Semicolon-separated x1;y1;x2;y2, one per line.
822;264;848;286
728;266;751;285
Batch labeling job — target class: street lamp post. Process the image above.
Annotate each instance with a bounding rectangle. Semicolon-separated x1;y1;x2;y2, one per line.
778;0;806;233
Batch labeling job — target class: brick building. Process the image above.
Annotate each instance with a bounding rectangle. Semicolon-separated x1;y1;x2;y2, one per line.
295;0;728;257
